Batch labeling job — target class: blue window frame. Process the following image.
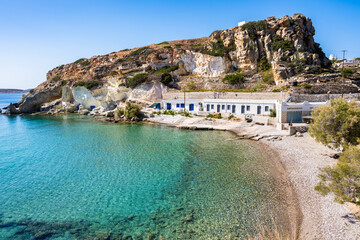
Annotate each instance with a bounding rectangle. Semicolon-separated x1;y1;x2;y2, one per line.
189;104;194;111
176;103;179;108
180;103;185;108
222;105;225;110
166;103;171;110
227;105;230;110
207;104;210;111
265;106;269;111
246;105;250;111
211;104;214;110
257;106;261;114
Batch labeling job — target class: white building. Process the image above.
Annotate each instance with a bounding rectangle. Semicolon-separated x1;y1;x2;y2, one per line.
202;99;277;115
161;98;330;124
162;99;277;116
276;101;329;123
329;54;336;61
238;21;248;27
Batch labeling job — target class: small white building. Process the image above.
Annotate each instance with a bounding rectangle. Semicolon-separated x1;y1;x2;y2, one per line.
202;99;277;115
276;101;329;123
238;21;248;27
162;99;204;112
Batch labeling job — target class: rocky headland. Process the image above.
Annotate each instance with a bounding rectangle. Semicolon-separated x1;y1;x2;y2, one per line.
5;13;346;116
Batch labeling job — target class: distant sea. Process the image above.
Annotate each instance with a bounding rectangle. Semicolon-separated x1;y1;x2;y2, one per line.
0;93;287;239
0;92;25;109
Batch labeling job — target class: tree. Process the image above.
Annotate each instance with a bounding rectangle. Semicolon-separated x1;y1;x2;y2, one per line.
315;146;360;204
309;98;360;150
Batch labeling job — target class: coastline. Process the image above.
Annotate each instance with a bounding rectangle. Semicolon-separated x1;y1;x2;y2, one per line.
146;114;360;239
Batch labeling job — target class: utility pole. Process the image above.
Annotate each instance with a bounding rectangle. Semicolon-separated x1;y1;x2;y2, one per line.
341;50;347;98
183;86;186;113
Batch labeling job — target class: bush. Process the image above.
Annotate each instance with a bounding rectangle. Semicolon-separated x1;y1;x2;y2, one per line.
73;58;90;66
258;56;271;71
160;73;172;86
201;38;236;57
74;81;99;90
206;114;214;118
241;20;268;41
341;68;356;78
262;70;274;84
315;146;360;204
270;109;276;117
309;98;360;149
272;89;281;92
124;102;143;120
222;73;244;85
157;41;169;45
155;65;179;74
271;35;293;52
164;46;172;49
214;113;222;119
129;47;149;57
52;76;61;81
186;81;196;91
127;73;148;89
61;80;67;86
184;112;190;117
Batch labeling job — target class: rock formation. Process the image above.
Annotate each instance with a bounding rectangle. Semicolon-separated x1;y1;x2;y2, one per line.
8;13;332;114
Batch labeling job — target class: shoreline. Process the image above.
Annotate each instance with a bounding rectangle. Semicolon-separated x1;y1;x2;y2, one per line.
146;114;360;239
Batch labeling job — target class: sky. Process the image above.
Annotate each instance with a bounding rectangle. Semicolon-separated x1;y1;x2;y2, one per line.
0;0;359;89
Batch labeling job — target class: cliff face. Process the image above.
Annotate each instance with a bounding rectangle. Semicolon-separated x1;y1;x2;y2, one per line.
12;13;330;113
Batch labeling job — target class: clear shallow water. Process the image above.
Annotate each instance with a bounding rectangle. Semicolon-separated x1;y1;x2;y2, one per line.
0;94;286;239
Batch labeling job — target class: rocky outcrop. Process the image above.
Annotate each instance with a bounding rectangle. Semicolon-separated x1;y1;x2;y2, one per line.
8;13;331;114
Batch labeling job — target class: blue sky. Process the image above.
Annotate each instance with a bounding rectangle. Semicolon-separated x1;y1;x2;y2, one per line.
0;0;359;89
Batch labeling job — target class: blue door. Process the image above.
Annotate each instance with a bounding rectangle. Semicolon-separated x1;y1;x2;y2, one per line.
189;104;194;111
156;104;161;110
257;106;261;114
217;105;220;113
287;111;302;123
180;103;185;108
241;105;245;114
232;105;236;113
207;104;210;111
166;103;171;110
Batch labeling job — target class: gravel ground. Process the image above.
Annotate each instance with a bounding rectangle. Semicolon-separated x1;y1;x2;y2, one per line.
263;134;360;240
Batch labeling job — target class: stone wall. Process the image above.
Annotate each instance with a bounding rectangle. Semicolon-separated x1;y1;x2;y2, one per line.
163;91;289;101
291;93;360;102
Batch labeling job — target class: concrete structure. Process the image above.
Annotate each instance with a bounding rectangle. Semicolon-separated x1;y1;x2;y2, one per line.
162;99;204;112
276;101;329;123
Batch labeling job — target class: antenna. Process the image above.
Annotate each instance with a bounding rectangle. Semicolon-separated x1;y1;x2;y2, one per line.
340;50;347;98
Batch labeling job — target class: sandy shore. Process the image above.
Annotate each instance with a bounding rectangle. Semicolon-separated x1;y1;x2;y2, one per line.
146;115;360;239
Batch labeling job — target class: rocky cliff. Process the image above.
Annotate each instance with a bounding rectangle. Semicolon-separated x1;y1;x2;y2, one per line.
9;13;331;114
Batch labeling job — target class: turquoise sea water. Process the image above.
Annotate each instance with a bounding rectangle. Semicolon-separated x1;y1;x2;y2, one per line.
0;93;286;239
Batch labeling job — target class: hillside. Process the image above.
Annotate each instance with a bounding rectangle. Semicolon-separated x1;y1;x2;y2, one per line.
7;13;351;114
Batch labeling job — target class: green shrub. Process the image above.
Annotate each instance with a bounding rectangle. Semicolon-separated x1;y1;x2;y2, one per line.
270;109;276;117
74;81;99;90
73;58;90;66
341;68;356;78
61;80;67;86
157;41;169;45
304;84;312;89
201;38;236;57
124;102;143;120
109;71;118;76
222;73;244;85
175;44;182;48
206;114;214;118
262;70;275;84
129;47;149;57
184;112;190;117
155;65;179;74
160;73;172;86
214;113;222;119
258;56;271;71
126;73;148;89
187;81;196;91
241;20;268;41
272;89;281;92
271;35;293;52
315;146;360;205
52;76;61;81
164;46;172;49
